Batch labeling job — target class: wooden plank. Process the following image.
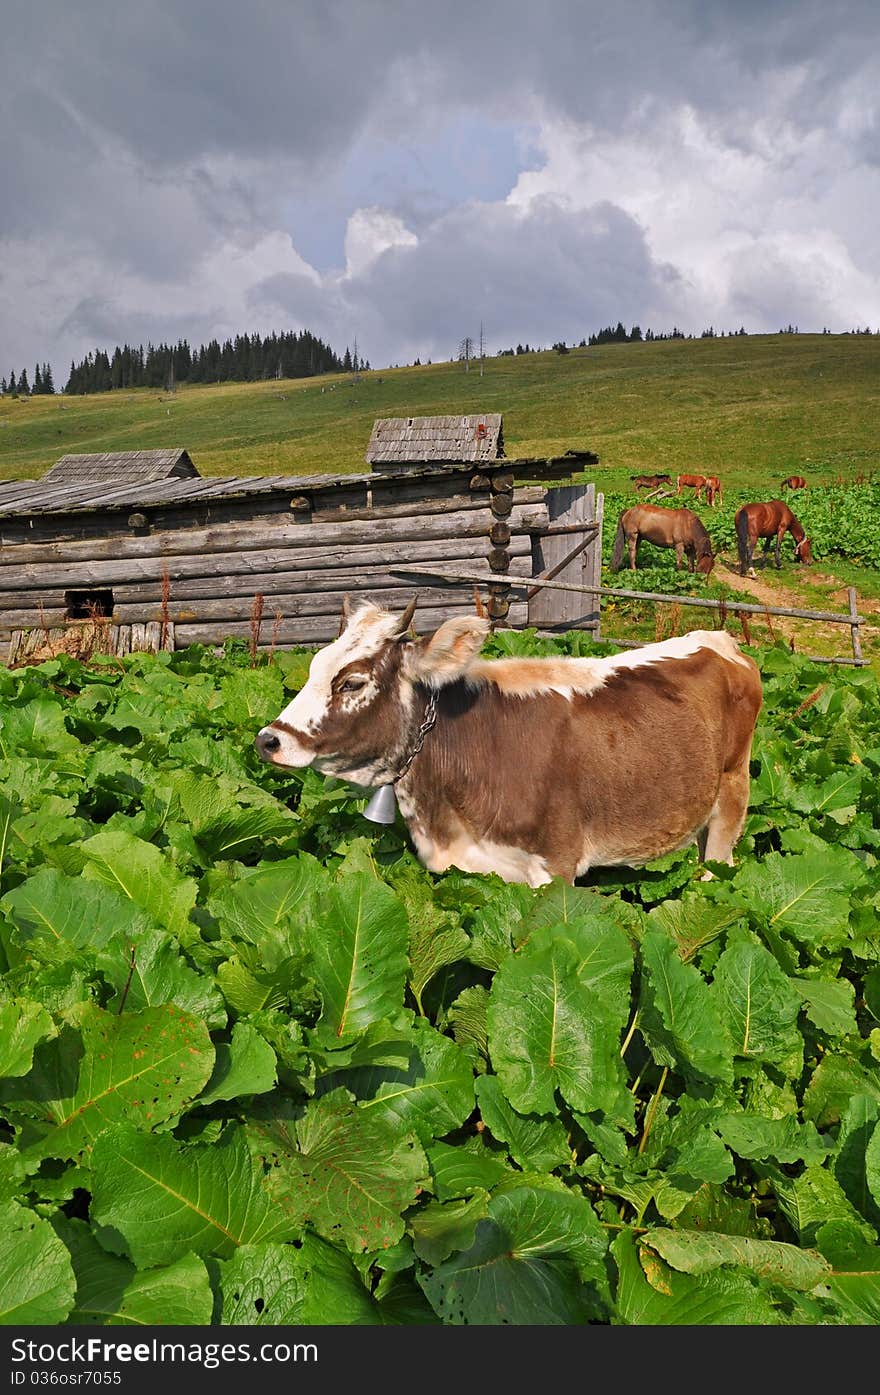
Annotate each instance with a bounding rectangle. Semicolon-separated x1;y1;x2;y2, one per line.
174;601;530;650
0;567;531;631
0;509;546;591
0;541;532;611
528;484;600;630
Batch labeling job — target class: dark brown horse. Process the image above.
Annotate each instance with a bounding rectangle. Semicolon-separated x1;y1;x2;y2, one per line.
735;500;813;576
781;475;807;490
631;473;672;491
611;504;714;574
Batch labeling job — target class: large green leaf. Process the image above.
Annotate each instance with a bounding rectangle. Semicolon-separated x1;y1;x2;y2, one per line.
426;1141;511;1202
97;927;227;1026
0;1201;75;1325
768;1164;876;1246
715;1113;829;1166
642;1227;829;1290
57;1219;212;1325
90;1125;295;1267
79;828;198;937
207;855;325;964
219;1238;379;1325
1;1002;214;1161
612;1229;780;1325
354;1022;474;1144
409;1194;490;1266
733;848;863;949
0;997;55;1076
794;975;859;1036
488;927;625;1116
475;1075;571;1172
258;1089;428;1253
197;1023;278;1106
418;1186;607;1325
1;866;156;953
709;928;803;1071
639;928;733;1084
309;872;409;1044
0;699;81;758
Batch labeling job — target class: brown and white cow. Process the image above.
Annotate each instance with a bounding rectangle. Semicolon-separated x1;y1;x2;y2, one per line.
255;602;762;887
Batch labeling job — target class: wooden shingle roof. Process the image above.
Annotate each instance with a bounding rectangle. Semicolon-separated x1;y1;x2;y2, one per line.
366;414;503;467
43;449;200;486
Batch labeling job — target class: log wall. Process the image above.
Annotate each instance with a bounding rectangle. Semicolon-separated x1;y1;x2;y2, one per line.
1;485;548;654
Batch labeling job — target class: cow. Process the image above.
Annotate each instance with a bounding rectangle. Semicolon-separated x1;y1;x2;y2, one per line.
255;601;762;888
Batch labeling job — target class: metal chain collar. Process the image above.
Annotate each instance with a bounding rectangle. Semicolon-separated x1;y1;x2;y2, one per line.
393;690;438;783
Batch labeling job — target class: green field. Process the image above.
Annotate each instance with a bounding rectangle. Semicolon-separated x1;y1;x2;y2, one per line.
1;333;878;490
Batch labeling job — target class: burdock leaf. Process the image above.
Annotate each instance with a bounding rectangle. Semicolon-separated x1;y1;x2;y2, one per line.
710;928;803;1072
261;1088;428;1253
90;1125;294;1267
639;928;733;1084
488;927;625;1116
612;1229;779;1325
218;1238;379;1325
353;1022;474;1145
197;1023;278;1107
310;872;408;1044
475;1075;571;1172
0;998;55;1077
1;1002;214;1161
79;828;198;938
641;1228;829;1290
733;849;863;949
0;1201;75;1325
56;1218;212;1325
418;1185;606;1325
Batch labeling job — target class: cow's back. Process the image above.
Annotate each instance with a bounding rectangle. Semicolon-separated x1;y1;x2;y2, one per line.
400;639;761;882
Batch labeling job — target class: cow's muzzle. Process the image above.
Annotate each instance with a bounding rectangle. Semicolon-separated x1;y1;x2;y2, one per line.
255;727;282;760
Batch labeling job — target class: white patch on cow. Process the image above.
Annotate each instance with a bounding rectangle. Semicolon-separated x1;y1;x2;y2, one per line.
466;629;750;700
414;828;552;887
274;604;396;735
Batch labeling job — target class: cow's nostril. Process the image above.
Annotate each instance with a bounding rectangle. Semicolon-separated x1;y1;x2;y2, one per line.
257;730;281;755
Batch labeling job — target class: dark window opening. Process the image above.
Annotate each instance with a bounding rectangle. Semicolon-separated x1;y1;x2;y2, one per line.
65;589;115;619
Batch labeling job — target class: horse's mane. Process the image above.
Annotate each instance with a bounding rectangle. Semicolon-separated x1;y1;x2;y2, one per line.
692;514;714;557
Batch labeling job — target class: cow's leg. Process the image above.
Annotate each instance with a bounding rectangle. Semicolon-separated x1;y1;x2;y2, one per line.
702;756;751;868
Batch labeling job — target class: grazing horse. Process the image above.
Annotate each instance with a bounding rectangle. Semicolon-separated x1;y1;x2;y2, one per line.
611;504;715;574
735;500;813;576
677;473;707;497
781;475;807;490
631;473;672;491
255;602;762;885
703;475;723;507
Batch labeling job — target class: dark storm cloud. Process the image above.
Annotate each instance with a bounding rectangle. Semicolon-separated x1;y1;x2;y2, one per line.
2;1;878;373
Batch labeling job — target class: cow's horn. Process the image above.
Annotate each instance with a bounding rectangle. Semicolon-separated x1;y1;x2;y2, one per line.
394;595;418;639
337;593;353;637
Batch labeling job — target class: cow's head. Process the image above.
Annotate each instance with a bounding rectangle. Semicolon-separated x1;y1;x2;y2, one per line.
255;600;490;786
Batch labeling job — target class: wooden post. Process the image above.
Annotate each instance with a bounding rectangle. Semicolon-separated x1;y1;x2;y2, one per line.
849;588;864;665
486;469;515;624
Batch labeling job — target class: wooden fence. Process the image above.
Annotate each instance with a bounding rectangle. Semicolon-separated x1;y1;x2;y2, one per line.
399;566;869;667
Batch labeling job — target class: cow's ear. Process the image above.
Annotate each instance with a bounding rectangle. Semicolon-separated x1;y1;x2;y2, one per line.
409;616;490;686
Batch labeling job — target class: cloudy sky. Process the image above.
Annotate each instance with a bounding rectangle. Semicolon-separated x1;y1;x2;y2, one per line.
2;1;879;382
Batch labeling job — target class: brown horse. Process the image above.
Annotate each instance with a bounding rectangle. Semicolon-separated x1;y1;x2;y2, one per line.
704;475;723;507
611;504;714;574
781;475;807;490
677;473;707;497
631;473;672;491
735;500;813;576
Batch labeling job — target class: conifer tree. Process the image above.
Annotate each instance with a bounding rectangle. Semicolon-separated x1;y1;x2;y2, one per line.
18;369;29;395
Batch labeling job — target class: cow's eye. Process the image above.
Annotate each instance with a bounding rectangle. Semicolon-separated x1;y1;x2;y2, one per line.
339;677;367;693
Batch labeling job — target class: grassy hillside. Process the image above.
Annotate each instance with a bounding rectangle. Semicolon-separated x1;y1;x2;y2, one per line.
0;334;877;492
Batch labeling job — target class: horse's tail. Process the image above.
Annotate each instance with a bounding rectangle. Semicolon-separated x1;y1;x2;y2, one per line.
610;515;627;572
735;508;750;574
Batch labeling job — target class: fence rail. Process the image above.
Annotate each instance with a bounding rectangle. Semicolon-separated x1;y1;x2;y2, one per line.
396;565;869;667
